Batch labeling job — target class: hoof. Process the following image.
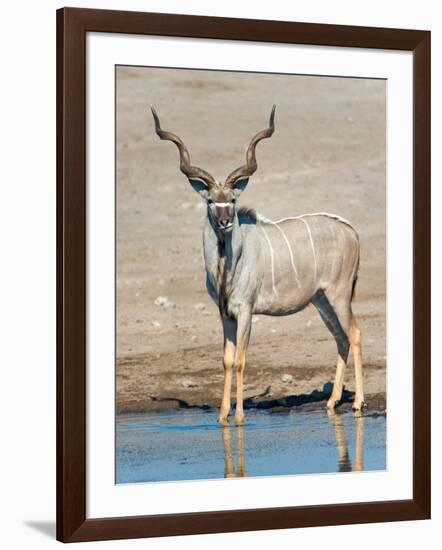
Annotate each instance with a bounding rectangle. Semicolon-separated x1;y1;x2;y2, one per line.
352;400;367;412
217;416;230;426
326;398;339;410
234;415;245;426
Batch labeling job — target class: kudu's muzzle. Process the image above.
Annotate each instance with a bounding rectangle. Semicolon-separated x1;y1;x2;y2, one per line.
215;204;234;230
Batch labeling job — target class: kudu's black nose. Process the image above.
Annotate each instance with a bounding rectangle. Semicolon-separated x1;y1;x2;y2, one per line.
219;218;230;228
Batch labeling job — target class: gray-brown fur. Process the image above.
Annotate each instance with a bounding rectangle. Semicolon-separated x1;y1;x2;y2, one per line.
203;211;360;321
150;106;365;422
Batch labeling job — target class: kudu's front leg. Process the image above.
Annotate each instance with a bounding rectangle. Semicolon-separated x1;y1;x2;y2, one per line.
218;316;237;425
234;306;252;425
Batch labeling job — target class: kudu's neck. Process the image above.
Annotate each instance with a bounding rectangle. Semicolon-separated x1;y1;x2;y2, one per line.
206;211;243;268
203;210;244;307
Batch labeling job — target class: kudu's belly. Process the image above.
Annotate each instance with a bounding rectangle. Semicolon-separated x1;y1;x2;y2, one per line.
253;276;317;316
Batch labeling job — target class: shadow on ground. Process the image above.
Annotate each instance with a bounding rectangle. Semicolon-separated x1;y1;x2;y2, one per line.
149;382;357;411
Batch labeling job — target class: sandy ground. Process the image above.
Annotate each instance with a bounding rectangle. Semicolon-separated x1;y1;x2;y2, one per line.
116;66;386;414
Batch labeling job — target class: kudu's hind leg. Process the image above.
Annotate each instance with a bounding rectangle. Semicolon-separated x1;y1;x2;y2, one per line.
218;316;237;425
312;290;351;409
349;316;365;410
234;306;252;426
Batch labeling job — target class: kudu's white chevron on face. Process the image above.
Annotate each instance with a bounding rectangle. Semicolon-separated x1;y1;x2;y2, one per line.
150;105;366;424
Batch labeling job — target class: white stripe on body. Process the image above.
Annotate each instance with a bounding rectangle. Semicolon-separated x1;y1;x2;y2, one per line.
256;211;353;228
272;223;301;286
259;225;278;296
299;218;318;280
255;211;358;285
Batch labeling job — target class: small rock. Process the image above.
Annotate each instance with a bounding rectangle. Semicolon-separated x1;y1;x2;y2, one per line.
271;328;277;333
181;379;198;388
193;302;206;311
281;373;294;384
154;296;176;309
306;320;312;328
151;320;161;328
180;202;191;210
191;335;197;342
252;317;260;324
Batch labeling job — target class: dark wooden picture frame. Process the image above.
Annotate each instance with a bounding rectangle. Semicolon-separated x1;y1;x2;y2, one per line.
57;7;431;543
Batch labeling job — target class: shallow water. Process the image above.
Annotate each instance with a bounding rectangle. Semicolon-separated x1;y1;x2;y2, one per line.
116;408;386;484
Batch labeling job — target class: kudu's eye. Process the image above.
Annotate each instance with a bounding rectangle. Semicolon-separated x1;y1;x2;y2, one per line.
231;198;236;204
208;199;213;205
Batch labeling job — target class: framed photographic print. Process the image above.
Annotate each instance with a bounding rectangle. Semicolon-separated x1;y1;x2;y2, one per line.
57;7;431;542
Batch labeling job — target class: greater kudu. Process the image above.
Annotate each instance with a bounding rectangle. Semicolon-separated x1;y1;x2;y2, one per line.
150;106;364;425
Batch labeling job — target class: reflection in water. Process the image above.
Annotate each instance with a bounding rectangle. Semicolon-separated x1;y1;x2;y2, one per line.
222;411;365;478
223;425;246;478
328;410;364;472
116;408;385;483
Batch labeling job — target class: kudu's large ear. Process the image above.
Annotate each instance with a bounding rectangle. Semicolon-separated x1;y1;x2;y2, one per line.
232;177;249;198
188;177;209;199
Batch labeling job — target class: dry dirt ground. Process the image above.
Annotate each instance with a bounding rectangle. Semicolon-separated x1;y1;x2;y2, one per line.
116;66;386;414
